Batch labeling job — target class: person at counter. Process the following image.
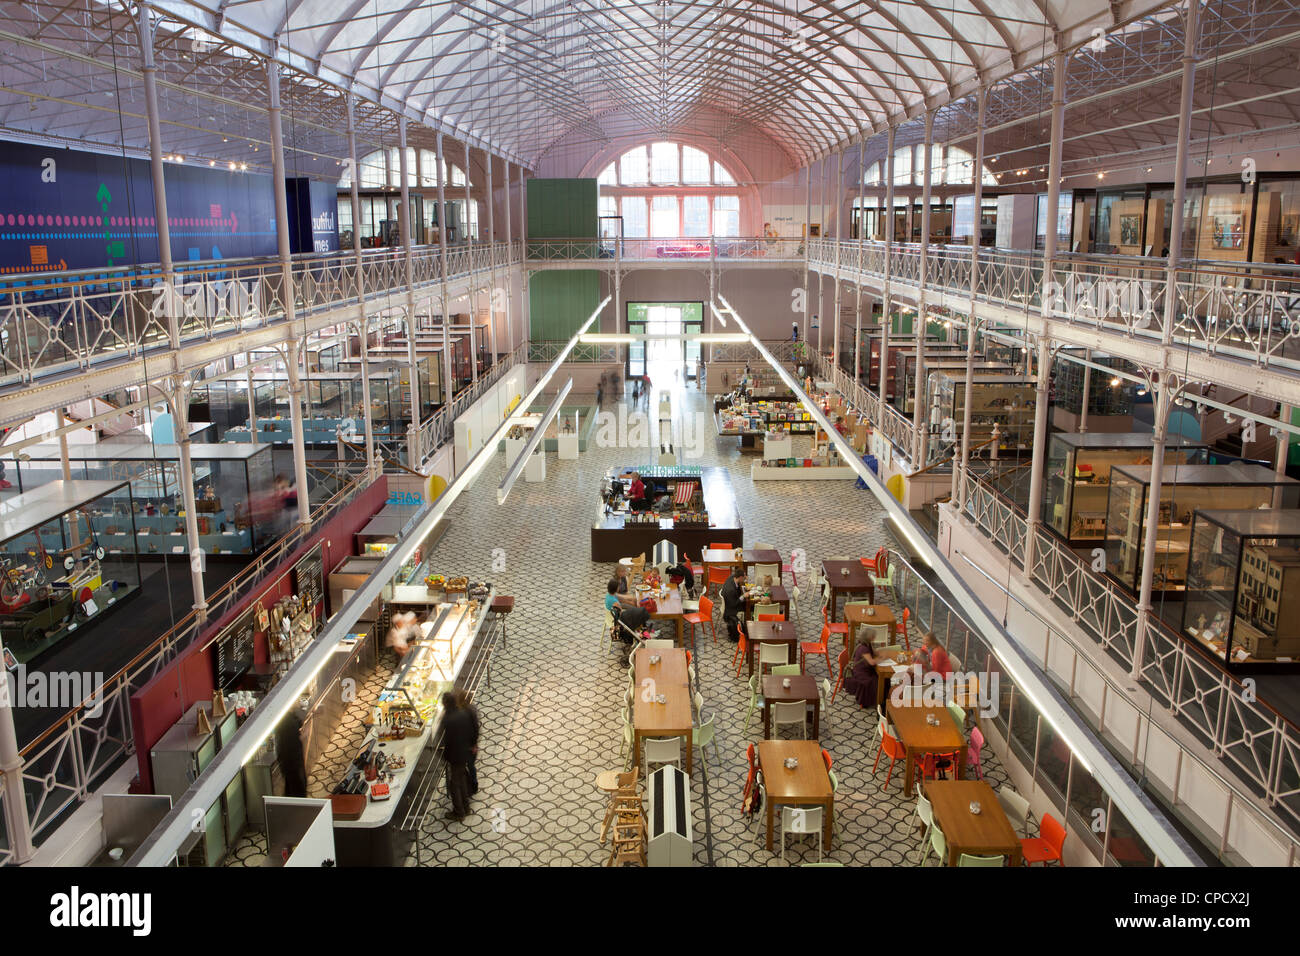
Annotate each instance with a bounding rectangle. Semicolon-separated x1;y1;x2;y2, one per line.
441;692;476;822
386;611;421;661
455;688;480;797
274;709;308;798
720;567;748;643
626;472;650;511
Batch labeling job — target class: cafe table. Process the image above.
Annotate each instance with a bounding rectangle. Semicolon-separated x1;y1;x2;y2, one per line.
873;649;912;708
763;674;821;739
924;780;1022;866
745;620;799;677
745;583;790;620
641;587;684;646
633;647;693;775
758;740;834;852
843;602;897;656
701;547;744;572
887;699;967;797
821;560;874;620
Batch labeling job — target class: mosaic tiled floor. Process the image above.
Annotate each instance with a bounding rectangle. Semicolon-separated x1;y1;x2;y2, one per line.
228;369;1011;866
393;369;1010;866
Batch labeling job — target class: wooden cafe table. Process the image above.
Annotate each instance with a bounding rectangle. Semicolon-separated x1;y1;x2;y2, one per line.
745;619;799;677
758;740;834;852
643;587;685;646
843;602;897;656
744;583;790;620
701;547;744;574
742;548;783;575
886;699;967;797
633;647;693;775
924;780;1022;866
821;559;874;620
763;674;821;739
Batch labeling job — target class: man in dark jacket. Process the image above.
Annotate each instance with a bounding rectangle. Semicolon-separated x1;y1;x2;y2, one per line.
719;567;748;643
441;692;476;821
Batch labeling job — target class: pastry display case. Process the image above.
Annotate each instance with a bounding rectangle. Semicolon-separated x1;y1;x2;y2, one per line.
1104;463;1300;595
0;480;141;664
1043;433;1207;547
1182;509;1300;672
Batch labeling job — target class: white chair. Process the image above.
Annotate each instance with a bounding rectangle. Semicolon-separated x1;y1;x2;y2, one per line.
770;701;807;739
753;563;781;586
920;821;947;867
752;603;781;619
789;585;801;621
758;642;789;673
911;791;934;863
819;678;833;729
643;736;683;776
861;623;891;648
644;638;675;650
780;806;824;863
601;607;616;653
692;713;719;770
997;786;1033;837
693;691;705;716
619;706;633;761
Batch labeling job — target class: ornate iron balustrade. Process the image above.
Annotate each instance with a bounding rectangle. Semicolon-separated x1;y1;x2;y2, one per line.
408;342;527;468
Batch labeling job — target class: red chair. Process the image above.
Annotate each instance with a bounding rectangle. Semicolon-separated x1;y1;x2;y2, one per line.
683;596;716;648
874;731;908;790
916;750;962;785
860;546;889;579
1021;813;1066;866
732;632;749;677
893;606;912;652
821;749;833;771
706;565;730;598
757;613;785;621
709;542;732;551
822;603;850;641
781;550;798;588
830;648;850;702
801;623;831;679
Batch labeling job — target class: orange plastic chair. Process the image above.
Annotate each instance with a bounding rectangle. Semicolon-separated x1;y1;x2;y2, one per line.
821;749;833;772
894;606;912;652
683;596;716;648
830;648;850;701
1021;813;1067;866
709;542;732;551
822;603;850;639
860;546;889;578
801;623;831;678
757;613;785;621
874;731;908;790
706;565;730;598
915;750;962;786
732;632;749;677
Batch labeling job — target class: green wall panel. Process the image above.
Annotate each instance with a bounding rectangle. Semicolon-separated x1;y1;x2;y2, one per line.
527;179;598;239
529;270;601;341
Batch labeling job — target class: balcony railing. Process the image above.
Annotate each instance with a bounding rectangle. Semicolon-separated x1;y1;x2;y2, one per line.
809;238;1300;376
524;236;805;263
961;467;1300;842
0;241;520;394
407;342;528;468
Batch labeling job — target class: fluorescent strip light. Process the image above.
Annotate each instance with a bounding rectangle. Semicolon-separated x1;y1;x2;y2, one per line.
709;302;727;326
498;377;572;505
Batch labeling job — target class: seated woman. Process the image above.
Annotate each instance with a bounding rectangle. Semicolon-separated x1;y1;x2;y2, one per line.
842;639;882;709
606;579;652;643
923;633;953;681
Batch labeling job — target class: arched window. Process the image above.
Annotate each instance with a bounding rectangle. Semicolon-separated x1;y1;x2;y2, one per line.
338;147;471;189
597;142;744;238
860;145;995;187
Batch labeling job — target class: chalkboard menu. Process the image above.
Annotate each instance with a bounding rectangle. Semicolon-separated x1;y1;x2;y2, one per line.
214;606;256;690
293;542;325;614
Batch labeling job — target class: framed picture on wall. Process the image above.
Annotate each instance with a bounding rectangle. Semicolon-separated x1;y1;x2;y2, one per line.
1119;214;1141;247
1212;214;1245;250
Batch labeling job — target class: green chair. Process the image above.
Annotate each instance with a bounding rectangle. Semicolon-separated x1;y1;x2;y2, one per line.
947;701;967;732
692;713;719;770
771;663;801;676
744;674;764;735
958;853;1005;867
921;822;947;867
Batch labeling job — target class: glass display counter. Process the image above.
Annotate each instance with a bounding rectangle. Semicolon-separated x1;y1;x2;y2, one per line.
1043;433;1208;546
1182;509;1300;671
11;443;276;553
1104;463;1300;595
1053;355;1136;419
925;372;1036;463
890;348;995;415
338;350;441;418
0;480;141;664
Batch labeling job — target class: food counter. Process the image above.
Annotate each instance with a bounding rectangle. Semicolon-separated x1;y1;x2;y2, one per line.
591;465;742;561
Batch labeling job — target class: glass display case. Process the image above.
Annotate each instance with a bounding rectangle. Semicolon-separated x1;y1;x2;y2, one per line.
925;372;1036;462
890;348;995;414
1104;463;1300;595
376;597;491;726
0;480;141;664
1182;509;1300;671
1052;355;1135;420
337;355;439;420
1043;433;1208;546
10;442;276;554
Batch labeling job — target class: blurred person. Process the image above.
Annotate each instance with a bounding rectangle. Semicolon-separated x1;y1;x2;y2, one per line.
454;688;480;797
440;692;476;821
